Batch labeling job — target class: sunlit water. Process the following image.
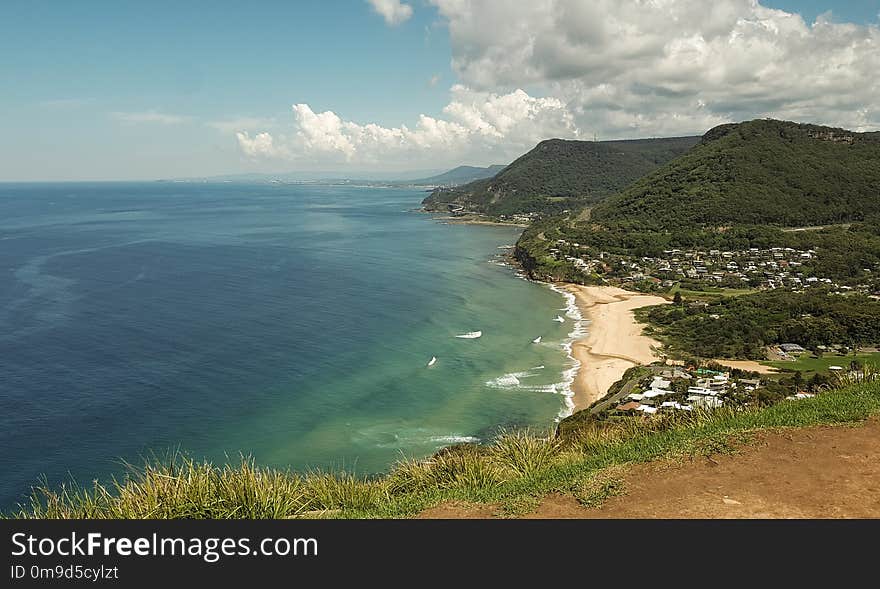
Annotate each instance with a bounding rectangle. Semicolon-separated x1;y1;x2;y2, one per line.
0;182;576;508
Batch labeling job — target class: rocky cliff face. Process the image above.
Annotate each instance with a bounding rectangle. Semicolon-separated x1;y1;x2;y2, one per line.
807;129;854;144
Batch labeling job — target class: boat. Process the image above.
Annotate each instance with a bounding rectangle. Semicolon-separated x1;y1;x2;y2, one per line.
427;356;437;367
455;331;482;339
532;336;542;344
554;315;565;323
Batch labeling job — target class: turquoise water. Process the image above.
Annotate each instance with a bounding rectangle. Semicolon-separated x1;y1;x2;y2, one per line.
0;182;575;507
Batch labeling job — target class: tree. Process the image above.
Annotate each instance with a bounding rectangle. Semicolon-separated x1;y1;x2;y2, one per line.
673;291;683;306
792;371;804;391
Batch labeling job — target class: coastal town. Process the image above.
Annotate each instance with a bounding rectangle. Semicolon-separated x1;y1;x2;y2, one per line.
604;364;812;417
549;239;878;294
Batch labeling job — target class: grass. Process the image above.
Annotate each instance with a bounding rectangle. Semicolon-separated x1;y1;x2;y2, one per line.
10;380;880;519
763;351;880;377
667;284;758;299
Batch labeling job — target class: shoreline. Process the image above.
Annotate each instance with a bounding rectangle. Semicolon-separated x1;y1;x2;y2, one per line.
560;285;669;412
425;210;529;227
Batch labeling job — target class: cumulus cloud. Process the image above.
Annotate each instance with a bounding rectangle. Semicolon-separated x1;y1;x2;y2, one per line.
367;0;413;26
236;131;287;159
431;0;880;136
234;0;879;168
111;110;190;125
235;86;579;167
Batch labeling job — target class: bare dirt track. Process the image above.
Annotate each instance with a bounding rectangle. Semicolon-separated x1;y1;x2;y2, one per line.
419;419;880;519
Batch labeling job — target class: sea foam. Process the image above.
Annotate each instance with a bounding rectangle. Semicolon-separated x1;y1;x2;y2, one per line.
428;435;481;444
548;284;588;421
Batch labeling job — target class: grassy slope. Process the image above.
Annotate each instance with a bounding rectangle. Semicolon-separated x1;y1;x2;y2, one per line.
592;119;880;228
423;136;700;217
13;380;880;519
764;351;880;376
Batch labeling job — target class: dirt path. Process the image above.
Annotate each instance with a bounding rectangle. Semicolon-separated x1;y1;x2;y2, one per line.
419;419;880;519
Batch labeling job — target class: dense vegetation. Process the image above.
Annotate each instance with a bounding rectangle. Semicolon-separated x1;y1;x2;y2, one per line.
640;289;880;359
591;119;880;228
423;136;700;216
13;379;880;518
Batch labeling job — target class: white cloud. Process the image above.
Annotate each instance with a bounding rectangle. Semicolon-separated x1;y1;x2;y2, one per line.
367;0;413;26
235;131;287;159
428;73;441;87
207;117;276;134
235;86;579;167
430;0;880;136
234;0;880;169
111;110;190;125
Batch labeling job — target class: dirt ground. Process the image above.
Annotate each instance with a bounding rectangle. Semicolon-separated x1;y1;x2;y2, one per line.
711;359;779;374
419;419;880;519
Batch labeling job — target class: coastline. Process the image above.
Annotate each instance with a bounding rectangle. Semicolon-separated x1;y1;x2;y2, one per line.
427;212;529;227
560;285;669;412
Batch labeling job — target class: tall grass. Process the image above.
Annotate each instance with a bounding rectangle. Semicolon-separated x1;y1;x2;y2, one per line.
18;454;308;519
832;362;880;388
11;380;880;519
303;471;388;512
490;429;561;478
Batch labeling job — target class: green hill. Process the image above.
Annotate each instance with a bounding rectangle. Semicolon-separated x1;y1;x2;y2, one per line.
422;136;700;216
515;119;880;288
591;119;880;228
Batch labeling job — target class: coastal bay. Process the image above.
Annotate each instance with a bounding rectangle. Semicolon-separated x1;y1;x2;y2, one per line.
0;182;572;509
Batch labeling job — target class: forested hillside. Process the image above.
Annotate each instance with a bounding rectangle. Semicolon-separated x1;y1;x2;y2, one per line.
591;119;880;228
422;136;700;216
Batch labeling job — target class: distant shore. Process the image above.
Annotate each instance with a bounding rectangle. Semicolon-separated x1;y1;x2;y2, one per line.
563;285;669;412
428;213;529;227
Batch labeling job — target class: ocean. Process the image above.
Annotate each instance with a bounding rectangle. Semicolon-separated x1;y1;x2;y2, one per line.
0;182;578;509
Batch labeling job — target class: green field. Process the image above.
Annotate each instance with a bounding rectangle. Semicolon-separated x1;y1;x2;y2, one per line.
764;352;880;376
668;284;757;299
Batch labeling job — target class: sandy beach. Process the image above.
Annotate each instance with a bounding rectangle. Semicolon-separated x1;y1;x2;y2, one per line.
564;285;669;411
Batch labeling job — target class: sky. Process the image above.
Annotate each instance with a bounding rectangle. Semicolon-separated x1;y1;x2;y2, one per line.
1;0;878;180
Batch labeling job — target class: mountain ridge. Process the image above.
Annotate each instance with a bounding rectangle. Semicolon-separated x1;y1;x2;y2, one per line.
422;135;701;217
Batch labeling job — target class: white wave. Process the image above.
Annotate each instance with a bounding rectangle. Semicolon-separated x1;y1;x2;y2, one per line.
485;366;548;390
486;373;522;389
428;435;481;444
455;330;482;339
529;383;560;393
547;284;589;421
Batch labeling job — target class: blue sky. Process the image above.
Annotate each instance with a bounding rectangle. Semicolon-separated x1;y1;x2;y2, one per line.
1;0;878;180
766;0;879;23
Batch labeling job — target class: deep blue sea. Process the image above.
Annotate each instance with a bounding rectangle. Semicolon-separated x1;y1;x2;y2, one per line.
0;182;578;508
